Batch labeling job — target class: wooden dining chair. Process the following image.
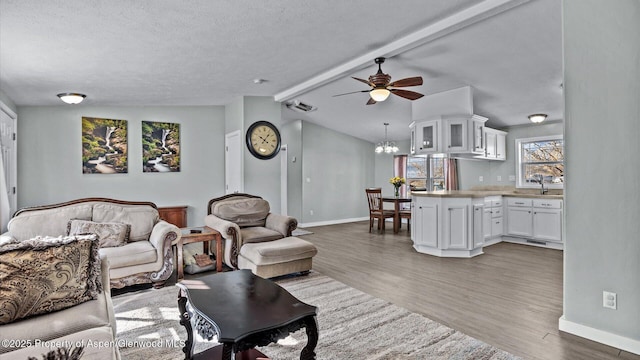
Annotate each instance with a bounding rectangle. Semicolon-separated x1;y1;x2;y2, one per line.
399;208;412;233
365;188;395;233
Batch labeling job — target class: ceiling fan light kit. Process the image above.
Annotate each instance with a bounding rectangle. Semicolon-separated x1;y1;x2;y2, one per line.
57;93;86;104
370;88;391;102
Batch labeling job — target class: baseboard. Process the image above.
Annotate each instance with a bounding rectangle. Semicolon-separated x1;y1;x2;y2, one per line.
558;315;640;355
298;217;369;228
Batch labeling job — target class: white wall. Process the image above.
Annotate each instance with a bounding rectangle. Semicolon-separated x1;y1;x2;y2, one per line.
17;105;225;226
562;0;640;352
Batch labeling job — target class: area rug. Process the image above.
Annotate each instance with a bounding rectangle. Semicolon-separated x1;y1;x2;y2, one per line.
292;228;313;236
112;272;520;360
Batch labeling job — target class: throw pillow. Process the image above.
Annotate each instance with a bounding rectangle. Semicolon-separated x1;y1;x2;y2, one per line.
67;219;130;247
0;235;102;325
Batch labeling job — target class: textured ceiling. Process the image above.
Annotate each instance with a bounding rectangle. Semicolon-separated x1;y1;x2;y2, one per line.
0;0;562;142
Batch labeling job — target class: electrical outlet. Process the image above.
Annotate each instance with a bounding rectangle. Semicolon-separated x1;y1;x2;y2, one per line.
309;210;314;216
509;175;516;181
497;175;502;182
479;176;484;182
603;291;617;309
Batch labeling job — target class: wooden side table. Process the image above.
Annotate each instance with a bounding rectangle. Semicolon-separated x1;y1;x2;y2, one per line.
158;205;188;227
174;226;223;281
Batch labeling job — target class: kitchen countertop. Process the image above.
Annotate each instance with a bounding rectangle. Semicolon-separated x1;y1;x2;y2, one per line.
411;190;563;200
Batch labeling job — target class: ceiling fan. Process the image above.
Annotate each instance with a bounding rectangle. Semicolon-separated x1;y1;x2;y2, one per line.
334;57;424;105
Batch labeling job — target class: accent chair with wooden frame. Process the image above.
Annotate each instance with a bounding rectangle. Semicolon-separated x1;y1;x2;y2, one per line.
204;193;317;278
365;188;395;233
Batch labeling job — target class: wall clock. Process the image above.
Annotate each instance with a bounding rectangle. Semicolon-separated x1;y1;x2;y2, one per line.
246;121;281;160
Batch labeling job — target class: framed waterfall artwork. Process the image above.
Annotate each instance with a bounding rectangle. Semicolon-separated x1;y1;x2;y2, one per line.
82;117;128;174
142;121;181;172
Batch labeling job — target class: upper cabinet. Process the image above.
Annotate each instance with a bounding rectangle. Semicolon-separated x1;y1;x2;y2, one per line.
410;115;488;156
476;127;507;161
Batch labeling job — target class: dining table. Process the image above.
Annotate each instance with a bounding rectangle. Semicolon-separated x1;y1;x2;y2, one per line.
381;196;412;233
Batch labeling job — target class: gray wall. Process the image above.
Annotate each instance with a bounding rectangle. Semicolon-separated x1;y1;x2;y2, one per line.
563;0;639;343
281;119;303;220
301;121;374;224
17;105;225;226
0;90;17;113
241;96;283;213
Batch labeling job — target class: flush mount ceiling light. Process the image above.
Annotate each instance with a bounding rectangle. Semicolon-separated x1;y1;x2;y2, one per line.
57;93;86;104
528;114;547;123
375;123;399;154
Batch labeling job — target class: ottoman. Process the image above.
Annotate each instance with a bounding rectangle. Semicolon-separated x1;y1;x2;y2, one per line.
238;236;318;278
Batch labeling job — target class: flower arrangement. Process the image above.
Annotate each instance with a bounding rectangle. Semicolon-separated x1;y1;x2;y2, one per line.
389;176;405;197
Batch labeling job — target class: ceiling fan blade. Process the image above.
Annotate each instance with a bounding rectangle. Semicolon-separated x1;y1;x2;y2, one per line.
388;76;423;88
352;77;374;87
332;90;369;97
390;89;424;100
366;97;377;105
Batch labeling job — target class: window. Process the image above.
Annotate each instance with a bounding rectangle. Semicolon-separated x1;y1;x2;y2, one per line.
516;136;564;188
406;156;446;191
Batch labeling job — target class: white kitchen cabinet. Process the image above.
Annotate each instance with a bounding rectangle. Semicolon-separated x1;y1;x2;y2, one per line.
472;121;484;154
410;119;439;154
483;196;503;243
532;199;562;242
505;197;563;245
485;131;497;158
496;131;506;160
446;119;468;152
483;208;493;239
444;201;468;249
507;207;533;236
473;204;484;248
411;195;484;257
409;115;487;155
477;127;507;161
412;202;438;247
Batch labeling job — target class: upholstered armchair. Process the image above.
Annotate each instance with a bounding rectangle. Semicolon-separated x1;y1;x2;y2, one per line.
204;193;297;269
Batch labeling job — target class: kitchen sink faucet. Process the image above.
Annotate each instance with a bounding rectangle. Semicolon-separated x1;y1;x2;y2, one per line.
538;175;548;195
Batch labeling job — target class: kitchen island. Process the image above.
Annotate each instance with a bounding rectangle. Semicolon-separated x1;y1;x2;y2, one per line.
411;190;563;257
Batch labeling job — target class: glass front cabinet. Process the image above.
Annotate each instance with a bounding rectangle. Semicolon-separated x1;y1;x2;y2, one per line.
410;115;487;156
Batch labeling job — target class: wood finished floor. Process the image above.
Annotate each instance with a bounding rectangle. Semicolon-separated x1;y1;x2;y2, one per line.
299;221;639;360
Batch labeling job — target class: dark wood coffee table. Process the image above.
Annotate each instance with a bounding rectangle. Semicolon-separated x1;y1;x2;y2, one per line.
176;270;318;360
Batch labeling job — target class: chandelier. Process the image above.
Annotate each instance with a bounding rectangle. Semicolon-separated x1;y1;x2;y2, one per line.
375;123;399;154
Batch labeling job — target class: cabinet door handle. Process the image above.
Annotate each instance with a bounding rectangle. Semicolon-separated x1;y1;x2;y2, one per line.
515;202;524;205
529;211;532;214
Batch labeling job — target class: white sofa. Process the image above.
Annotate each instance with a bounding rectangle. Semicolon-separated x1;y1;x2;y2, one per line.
1;197;180;289
0;253;120;360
